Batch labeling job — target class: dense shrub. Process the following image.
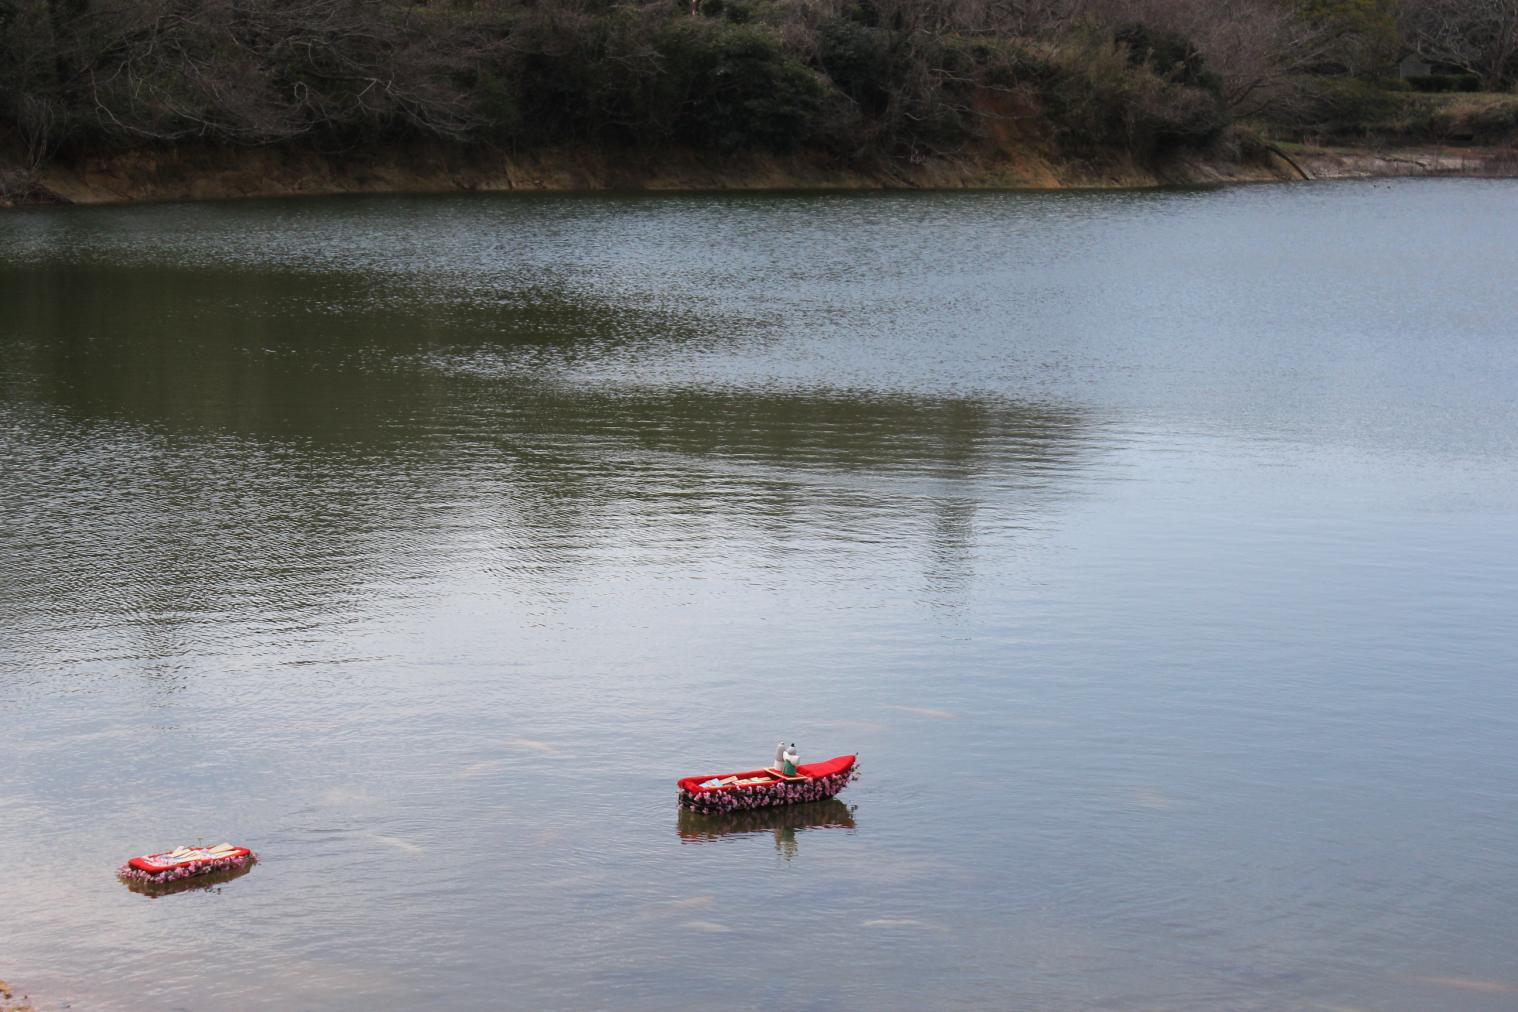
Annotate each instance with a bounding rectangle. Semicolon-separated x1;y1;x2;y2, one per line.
477;14;823;151
1112;23;1222;95
1430;100;1518;143
1405;74;1481;93
814;22;981;158
661;22;825;151
1267;76;1404;138
1039;36;1227;160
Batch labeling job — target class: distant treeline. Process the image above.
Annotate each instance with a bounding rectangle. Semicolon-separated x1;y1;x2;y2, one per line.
1;0;1515;190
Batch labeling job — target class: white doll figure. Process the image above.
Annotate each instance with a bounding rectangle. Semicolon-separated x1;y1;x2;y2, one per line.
781;743;799;776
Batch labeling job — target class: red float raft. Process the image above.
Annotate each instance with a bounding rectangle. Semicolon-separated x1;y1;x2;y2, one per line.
677;753;858;814
118;844;256;888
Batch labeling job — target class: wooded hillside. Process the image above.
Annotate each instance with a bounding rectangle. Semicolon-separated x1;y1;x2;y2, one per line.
2;0;1514;198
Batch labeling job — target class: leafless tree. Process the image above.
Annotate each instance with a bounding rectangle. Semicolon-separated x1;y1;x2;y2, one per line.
1075;0;1369;117
1402;0;1518;90
3;0;490;148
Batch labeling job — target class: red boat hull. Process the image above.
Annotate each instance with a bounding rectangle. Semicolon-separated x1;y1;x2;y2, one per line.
677;754;858;813
119;846;255;887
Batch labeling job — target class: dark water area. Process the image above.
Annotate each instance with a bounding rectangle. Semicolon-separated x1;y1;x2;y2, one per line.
1;181;1516;1010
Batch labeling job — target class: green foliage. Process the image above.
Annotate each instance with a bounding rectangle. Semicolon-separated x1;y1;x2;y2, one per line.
1294;0;1400;79
480;13;823;152
1039;36;1228;160
1226;124;1272;162
815;21;979;156
1112;23;1221;95
818;20;897;118
660;21;824;150
474;72;525;142
699;0;755;24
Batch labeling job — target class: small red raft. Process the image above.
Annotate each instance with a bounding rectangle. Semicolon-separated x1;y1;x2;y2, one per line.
678;754;858;814
118;844;256;887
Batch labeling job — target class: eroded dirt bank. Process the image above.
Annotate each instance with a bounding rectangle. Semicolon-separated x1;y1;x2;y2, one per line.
13;141;1295;207
4;139;1513;208
1288;145;1518;180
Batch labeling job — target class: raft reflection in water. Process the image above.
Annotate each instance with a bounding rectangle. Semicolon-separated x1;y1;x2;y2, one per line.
677;799;856;859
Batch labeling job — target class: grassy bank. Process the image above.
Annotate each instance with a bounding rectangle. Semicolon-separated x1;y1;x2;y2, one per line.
1256;91;1518;149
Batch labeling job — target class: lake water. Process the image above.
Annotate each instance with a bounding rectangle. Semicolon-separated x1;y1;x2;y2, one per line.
2;180;1516;1010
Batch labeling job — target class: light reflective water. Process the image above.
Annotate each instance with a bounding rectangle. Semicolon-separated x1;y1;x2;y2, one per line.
2;181;1516;1010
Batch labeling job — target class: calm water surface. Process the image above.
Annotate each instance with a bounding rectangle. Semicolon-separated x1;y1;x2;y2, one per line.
2;181;1516;1010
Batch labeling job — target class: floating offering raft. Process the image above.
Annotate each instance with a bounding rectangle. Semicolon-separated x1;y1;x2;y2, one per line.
677;754;858;814
120;860;256;898
118;844;255;888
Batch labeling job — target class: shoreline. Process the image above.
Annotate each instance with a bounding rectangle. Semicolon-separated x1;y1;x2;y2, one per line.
4;141;1514;209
